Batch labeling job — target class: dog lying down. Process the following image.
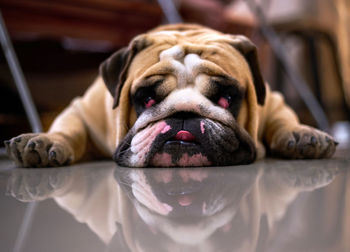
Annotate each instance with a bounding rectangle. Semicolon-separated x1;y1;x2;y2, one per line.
5;24;337;168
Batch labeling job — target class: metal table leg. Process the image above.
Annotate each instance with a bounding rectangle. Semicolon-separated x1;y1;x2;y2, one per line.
156;0;183;24
0;11;42;252
245;0;330;131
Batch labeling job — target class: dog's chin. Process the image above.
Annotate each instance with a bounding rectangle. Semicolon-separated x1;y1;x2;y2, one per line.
149;141;212;167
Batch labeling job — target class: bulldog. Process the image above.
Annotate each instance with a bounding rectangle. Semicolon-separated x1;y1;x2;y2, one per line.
5;24;337;168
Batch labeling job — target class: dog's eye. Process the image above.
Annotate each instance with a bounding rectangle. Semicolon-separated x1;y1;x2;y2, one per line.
133;83;161;116
218;95;231;109
144;96;156;108
209;76;245;117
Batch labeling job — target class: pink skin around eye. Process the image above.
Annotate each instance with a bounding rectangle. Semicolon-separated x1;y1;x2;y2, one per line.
145;99;156;108
218;97;229;109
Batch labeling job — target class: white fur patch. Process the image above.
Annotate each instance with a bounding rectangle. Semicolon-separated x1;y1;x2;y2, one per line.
159;46;205;88
159;45;184;61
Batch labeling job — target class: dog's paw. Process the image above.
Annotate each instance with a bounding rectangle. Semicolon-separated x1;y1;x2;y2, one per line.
4;133;74;168
270;125;337;159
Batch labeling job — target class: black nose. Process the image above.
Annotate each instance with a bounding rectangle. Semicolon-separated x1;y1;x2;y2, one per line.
169;112;201;132
170;112;200;120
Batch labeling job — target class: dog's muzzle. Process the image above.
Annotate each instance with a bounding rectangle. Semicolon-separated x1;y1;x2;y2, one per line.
113;112;256;167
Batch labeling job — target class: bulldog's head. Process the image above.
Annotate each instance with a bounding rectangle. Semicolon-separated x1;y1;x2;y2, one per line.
100;24;266;167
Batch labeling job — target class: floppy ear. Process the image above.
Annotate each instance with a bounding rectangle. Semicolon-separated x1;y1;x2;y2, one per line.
99;35;150;108
229;35;266;105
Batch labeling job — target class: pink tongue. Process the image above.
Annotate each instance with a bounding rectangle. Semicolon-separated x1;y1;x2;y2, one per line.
177;195;193;206
175;130;195;141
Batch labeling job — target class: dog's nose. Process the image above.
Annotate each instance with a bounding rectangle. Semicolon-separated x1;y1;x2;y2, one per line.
171;112;199;119
175;130;195;141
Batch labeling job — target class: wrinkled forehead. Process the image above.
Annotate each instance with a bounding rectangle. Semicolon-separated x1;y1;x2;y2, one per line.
128;30;250;93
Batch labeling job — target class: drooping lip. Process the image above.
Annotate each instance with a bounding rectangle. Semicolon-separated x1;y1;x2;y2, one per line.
145;125;215;167
143;120;211;166
115;116;256;167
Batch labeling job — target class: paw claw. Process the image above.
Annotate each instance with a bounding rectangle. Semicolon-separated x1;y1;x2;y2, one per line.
15;148;23;163
28;142;36;150
49;151;56;160
292;132;300;142
287;140;295;150
311;136;317;145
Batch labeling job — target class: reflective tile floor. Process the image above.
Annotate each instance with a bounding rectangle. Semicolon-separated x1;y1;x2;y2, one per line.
0;149;349;252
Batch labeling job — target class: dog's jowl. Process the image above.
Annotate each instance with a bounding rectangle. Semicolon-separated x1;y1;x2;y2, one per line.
5;24;337;167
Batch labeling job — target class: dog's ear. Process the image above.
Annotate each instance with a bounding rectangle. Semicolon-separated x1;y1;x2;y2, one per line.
100;35;150;108
229;35;266;105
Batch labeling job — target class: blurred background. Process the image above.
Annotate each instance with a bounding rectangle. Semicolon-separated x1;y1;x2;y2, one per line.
0;0;349;149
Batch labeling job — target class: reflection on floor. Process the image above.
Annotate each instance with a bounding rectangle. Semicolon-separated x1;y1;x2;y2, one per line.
0;148;349;252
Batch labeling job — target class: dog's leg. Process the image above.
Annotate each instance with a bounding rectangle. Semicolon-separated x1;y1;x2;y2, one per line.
4;78;112;167
4;105;87;167
262;91;337;159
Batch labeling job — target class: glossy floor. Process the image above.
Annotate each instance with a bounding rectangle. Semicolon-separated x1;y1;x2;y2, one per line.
0;149;349;252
